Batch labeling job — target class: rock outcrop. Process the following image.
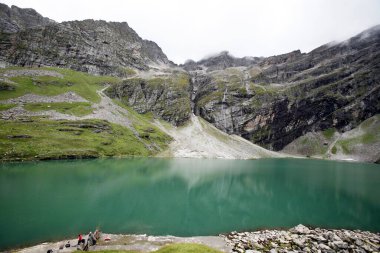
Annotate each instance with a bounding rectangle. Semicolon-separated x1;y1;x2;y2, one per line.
187;25;380;151
0;3;54;33
105;72;192;126
0;4;171;75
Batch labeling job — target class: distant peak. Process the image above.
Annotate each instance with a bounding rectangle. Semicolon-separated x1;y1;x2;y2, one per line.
201;51;234;61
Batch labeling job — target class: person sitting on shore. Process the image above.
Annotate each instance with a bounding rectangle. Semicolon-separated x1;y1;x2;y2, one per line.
77;234;85;245
87;231;97;246
90;231;97;245
94;229;101;240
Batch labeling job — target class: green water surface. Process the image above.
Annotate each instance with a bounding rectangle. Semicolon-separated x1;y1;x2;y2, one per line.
0;158;379;250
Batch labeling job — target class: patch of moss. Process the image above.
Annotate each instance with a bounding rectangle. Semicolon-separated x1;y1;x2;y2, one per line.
322;128;336;139
116;67;137;77
197;91;224;107
93;243;223;253
89;251;139;253
334;115;380;155
340;141;350;154
154;243;223;253
360;115;379;129
24;102;93;116
113;99;173;148
362;133;376;144
0;104;16;111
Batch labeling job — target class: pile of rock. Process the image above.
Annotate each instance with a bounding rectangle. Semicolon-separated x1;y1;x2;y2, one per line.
222;224;380;253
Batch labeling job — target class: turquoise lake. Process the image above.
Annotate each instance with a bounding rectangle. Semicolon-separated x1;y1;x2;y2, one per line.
0;158;379;250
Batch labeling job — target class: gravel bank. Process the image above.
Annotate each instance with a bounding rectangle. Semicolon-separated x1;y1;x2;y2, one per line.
223;224;380;253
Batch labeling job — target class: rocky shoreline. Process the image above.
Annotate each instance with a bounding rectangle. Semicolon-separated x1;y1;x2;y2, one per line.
15;225;380;253
222;225;380;253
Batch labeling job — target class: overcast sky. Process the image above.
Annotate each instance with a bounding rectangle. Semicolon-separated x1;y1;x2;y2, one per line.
2;0;380;64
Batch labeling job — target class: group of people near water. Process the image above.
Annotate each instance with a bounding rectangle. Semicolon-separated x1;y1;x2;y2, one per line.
77;229;100;251
46;229;101;252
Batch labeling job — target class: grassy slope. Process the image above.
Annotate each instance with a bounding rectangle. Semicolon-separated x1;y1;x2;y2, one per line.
154;243;223;253
332;115;380;160
0;104;16;111
282;115;380;162
0;67;121;102
0;67;172;161
0;118;160;161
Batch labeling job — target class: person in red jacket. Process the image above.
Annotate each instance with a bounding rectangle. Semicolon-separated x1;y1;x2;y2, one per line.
77;234;85;245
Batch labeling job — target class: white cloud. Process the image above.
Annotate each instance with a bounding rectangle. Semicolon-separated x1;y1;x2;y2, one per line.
2;0;380;64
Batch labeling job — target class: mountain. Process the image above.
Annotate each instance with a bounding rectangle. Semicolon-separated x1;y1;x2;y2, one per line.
184;25;380;153
0;3;54;33
0;3;171;75
182;51;262;71
0;4;379;162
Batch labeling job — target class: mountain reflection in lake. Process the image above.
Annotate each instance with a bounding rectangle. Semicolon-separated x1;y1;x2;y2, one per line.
0;158;379;250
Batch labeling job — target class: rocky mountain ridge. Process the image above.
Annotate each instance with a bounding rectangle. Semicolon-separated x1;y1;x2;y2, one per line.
0;3;54;33
185;25;380;154
0;4;379;162
182;51;262;72
0;3;171;75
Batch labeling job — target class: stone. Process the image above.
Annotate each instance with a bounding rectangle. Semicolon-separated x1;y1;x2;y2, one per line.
312;235;328;243
290;224;311;235
361;243;375;252
332;240;348;249
318;243;331;250
293;238;307;248
352;248;366;253
304;247;311;252
254;243;264;249
355;239;364;246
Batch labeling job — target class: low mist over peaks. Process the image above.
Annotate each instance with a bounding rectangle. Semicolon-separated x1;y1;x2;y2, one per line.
182;51;262;72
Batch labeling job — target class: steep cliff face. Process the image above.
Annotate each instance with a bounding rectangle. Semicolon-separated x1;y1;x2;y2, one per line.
0;4;171;75
105;71;192;126
187;25;380;150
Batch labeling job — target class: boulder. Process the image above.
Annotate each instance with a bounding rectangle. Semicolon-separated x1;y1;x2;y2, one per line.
290;224;311;234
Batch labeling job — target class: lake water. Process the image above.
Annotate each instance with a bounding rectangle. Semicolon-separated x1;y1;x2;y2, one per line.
0;158;379;250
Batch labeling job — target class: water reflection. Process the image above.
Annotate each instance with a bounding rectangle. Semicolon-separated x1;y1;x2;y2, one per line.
0;158;379;250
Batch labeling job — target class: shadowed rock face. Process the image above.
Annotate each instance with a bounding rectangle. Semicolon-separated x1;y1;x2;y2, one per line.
105;74;192;126
187;25;380;150
0;4;171;75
